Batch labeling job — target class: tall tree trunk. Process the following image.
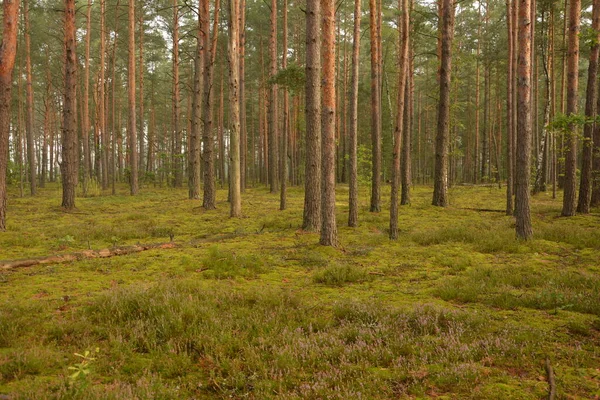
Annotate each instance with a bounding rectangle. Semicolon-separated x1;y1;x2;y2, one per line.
0;0;19;231
506;0;514;214
390;0;409;239
474;1;481;184
202;0;220;209
82;0;92;195
228;0;242;217
302;0;321;231
188;0;205;199
172;0;182;188
24;0;36;196
62;0;78;209
280;0;288;210
576;0;600;213
218;73;225;187
561;0;580;216
138;11;145;177
515;0;533;239
348;0;361;227
432;0;453;207
239;0;247;191
320;0;337;246
101;0;109;190
268;0;279;193
533;8;551;195
128;0;139;195
593;75;600;206
369;0;382;212
401;23;413;205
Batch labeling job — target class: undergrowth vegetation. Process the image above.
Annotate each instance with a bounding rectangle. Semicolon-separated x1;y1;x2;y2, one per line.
0;183;599;398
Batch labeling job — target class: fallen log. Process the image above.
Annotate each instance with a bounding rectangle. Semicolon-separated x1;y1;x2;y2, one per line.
0;242;177;271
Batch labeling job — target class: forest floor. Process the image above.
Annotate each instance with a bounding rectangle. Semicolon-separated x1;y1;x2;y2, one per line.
0;182;599;399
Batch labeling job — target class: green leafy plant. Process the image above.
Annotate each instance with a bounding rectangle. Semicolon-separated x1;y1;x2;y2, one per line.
57;235;75;250
68;348;99;381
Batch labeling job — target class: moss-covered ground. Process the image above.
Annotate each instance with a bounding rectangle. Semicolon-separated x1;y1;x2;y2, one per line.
0;183;599;399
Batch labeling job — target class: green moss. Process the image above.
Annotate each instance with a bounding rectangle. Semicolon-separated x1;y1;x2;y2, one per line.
0;183;598;398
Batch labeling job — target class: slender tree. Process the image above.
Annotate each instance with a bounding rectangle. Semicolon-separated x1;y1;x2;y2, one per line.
100;0;108;189
348;0;361;227
515;0;533;239
82;0;92;195
189;0;206;200
390;0;410;239
24;0;35;196
280;0;288;210
239;0;247;191
202;0;221;210
561;0;580;216
302;0;321;231
62;0;78;209
228;0;242;217
320;0;337;246
172;0;183;187
128;0;139;195
576;0;600;213
369;0;382;212
506;0;514;214
268;0;279;193
432;0;454;207
0;0;19;231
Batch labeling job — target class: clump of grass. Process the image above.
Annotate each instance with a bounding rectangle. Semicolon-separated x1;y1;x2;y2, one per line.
436;265;600;316
313;263;370;286
0;353;42;383
297;249;329;268
537;222;600;250
200;246;267;279
410;222;522;254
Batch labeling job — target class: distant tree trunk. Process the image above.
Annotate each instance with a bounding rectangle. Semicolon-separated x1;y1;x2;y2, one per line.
268;0;279;194
474;1;481;184
82;0;92;195
128;0;139;195
533;9;551;195
188;0;205;199
506;0;514;214
24;0;36;196
100;0;109;190
576;0;599;213
320;0;337;246
348;0;361;228
62;0;78;209
369;0;382;212
432;0;454;207
110;1;120;185
401;15;413;205
557;0;567;188
561;0;580;216
228;0;242;217
515;0;533;239
550;8;557;199
593;79;600;206
218;73;225;187
239;0;247;191
202;0;220;210
138;10;145;176
302;0;321;231
280;0;288;210
390;0;409;239
0;0;19;231
172;0;182;188
147;85;155;174
41;61;51;189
